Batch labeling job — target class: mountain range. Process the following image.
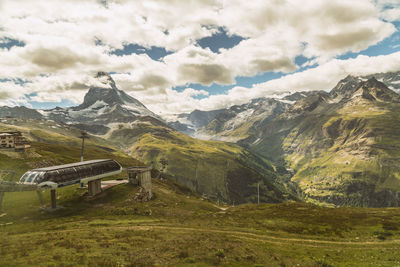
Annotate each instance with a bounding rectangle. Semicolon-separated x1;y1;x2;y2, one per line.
0;72;299;205
1;71;400;207
168;72;400;141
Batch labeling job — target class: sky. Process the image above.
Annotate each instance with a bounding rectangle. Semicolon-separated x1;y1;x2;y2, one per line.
0;0;400;118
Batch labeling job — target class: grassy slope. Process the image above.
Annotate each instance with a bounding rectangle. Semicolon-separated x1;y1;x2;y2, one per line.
108;124;298;204
0;119;142;181
283;99;400;207
200;116;260;141
0;118;298;205
0;118;399;266
249;95;400;207
1;179;400;266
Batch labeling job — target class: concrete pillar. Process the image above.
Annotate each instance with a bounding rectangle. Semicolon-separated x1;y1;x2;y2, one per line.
88;179;102;196
36;190;45;206
50;189;56;209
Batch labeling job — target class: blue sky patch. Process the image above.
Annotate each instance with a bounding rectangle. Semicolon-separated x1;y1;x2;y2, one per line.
25;92;76;109
197;27;244;53
173;82;234;97
0;37;25;49
111;43;172;61
173;71;286;98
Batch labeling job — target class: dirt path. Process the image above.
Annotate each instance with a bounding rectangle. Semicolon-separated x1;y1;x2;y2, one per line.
8;224;400;248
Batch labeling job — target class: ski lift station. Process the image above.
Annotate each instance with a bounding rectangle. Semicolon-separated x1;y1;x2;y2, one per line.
0;159;154;211
19;159;122;208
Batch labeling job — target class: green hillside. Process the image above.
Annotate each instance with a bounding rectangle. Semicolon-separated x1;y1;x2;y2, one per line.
0;117;399;266
0;118;298;204
107;123;300;204
1;177;400;266
0;118;142;181
246;79;400;207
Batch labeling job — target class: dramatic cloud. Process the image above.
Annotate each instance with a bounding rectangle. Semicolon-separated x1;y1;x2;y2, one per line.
148;52;400;116
21;45;102;71
0;91;11;100
178;63;233;85
250;58;296;73
0;0;399;115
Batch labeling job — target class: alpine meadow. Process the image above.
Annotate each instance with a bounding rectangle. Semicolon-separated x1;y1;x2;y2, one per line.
1;1;400;266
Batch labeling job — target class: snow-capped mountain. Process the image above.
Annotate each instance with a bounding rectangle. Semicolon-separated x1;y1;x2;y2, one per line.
168;71;400;140
42;72;158;125
196;97;290;141
0;72;163;135
168;92;318;140
1;70;400;138
167;109;227;135
329;71;400;102
365;71;400;94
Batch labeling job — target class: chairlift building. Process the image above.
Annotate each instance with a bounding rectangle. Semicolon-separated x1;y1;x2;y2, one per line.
20;159;122;188
19;159;122;207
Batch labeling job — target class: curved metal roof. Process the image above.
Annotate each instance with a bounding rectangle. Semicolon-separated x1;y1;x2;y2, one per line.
19;159;122;189
31;159;113;171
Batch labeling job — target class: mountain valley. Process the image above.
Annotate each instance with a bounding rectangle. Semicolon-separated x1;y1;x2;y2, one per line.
1;71;400;207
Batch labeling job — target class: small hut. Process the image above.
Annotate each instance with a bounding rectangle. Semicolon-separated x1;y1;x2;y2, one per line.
126;166;152;199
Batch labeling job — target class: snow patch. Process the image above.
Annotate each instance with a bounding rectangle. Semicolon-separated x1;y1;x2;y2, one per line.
279;99;295;104
351;89;363;99
224;108;254;130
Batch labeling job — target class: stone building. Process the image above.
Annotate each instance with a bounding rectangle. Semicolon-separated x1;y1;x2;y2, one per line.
127;166;152;199
0;131;31;150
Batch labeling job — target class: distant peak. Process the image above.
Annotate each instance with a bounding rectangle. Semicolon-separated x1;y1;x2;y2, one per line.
365;76;379;84
352;76;400;103
94;71;117;90
329;75;362;99
340;75;362;84
343;74;355;80
95;71;111;78
361;77;385;89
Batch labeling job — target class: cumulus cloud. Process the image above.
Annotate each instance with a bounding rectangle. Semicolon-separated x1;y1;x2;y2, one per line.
250;58;296;73
138;74;170;89
0;91;11;100
21;46;102;71
178;63;233;85
376;0;400;21
0;0;399;114
142;52;400;115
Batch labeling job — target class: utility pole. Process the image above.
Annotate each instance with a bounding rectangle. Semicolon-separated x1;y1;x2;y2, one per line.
79;132;88;188
79;131;88;162
257;182;260;204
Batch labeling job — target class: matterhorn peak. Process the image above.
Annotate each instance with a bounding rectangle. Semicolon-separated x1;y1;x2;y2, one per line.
94;71;117;90
95;71;110;78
